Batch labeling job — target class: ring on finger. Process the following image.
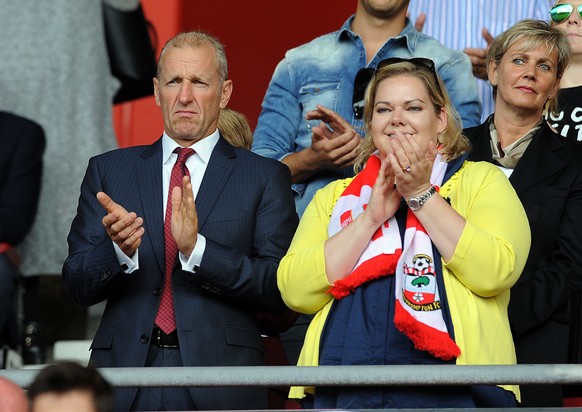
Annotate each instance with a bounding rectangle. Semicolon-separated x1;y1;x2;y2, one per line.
403;165;412;173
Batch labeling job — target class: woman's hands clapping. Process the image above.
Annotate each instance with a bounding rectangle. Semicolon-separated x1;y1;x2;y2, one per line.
363;131;437;226
364;158;401;228
388;131;436;199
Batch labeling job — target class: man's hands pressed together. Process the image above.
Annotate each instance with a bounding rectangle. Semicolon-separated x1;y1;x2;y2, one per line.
170;175;198;259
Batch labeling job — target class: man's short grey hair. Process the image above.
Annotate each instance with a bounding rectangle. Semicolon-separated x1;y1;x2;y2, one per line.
156;30;228;83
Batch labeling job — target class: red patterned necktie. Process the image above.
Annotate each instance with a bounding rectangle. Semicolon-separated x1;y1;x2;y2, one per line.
155;147;195;334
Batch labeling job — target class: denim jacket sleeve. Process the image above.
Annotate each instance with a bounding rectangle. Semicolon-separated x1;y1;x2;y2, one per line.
437;52;482;128
252;58;312;201
252;58;302;163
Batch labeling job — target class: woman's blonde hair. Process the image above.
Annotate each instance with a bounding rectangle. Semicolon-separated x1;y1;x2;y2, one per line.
218;108;253;150
354;61;470;171
487;19;571;116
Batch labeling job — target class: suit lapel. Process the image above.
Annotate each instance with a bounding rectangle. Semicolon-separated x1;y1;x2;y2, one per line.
466;123;495;163
136;138;165;273
509;124;566;194
467;122;567;195
196;137;236;231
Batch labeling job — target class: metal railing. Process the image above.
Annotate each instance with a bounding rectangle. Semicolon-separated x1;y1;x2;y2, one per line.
2;364;582;389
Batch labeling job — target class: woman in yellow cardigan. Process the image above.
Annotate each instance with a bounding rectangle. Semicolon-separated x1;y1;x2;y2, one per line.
277;58;531;409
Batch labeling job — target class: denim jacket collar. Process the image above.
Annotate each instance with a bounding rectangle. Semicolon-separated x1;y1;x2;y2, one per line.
337;15;418;61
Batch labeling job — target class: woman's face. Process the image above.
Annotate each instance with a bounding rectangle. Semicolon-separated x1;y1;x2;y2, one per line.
553;0;582;56
488;39;560;114
370;74;446;157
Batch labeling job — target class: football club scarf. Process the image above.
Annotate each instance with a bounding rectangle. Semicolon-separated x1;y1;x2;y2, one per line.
327;152;461;360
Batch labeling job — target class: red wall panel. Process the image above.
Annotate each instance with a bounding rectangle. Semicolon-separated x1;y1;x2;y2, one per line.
114;0;353;147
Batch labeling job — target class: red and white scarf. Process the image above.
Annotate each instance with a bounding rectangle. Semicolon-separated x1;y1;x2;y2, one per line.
327;152;460;360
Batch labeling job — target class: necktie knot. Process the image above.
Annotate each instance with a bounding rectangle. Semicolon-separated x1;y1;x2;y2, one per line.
174;147;195;165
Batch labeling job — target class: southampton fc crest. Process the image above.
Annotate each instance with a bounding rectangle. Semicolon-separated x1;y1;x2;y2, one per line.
402;254;439;310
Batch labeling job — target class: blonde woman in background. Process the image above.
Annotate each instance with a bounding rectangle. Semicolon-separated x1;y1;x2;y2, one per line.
465;19;582;407
218;108;253;150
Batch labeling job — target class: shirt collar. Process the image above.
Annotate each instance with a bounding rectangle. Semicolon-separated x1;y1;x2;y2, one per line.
337;14;356;40
162;129;220;165
487;116;543;169
399;19;419;53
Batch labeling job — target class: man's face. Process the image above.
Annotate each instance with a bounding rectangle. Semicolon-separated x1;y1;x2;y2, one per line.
553;0;582;56
359;0;409;19
153;44;232;146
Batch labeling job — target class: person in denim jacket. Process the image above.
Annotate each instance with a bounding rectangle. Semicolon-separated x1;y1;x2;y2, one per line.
252;0;481;218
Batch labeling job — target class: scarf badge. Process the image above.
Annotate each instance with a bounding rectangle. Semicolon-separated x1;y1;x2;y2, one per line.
402;253;439;309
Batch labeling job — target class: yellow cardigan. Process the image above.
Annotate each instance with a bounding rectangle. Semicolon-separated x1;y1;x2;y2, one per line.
277;160;531;399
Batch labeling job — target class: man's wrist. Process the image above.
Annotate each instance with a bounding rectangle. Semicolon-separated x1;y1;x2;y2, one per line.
283;148;320;182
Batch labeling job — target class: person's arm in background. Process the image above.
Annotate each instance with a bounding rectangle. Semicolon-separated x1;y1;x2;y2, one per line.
437;53;482;128
292;105;361;183
411;5;494;81
0;114;45;246
463;29;494;80
463;0;551;80
252;60;360;185
412;9;492;81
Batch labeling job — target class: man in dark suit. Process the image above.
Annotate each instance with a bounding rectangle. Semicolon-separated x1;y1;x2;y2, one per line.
0;111;45;349
62;31;298;411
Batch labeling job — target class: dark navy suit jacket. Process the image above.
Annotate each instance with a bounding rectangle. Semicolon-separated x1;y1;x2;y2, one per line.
62;136;298;410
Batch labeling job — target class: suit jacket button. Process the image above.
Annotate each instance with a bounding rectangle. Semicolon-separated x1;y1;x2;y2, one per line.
140;335;149;344
153;287;161;296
